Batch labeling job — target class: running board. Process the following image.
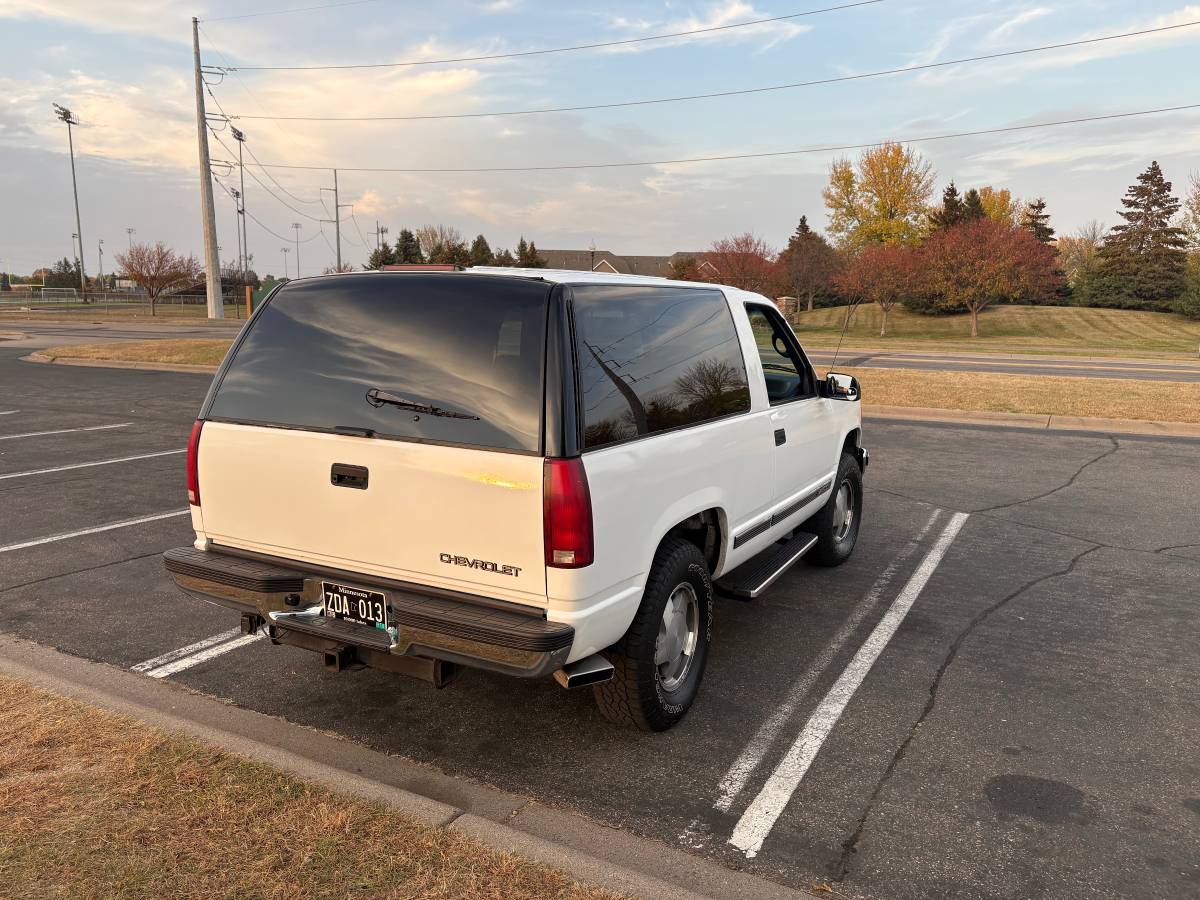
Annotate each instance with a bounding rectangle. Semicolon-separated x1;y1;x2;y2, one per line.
716;531;819;600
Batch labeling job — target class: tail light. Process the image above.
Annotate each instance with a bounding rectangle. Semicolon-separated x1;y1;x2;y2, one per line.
543;458;593;568
187;420;204;506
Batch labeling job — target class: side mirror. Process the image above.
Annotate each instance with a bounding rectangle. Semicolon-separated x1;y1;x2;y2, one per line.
823;372;860;402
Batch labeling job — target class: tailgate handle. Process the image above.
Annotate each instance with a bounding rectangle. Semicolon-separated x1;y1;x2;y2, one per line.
331;464;368;490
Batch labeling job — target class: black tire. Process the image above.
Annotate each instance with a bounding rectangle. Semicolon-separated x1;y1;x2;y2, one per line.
806;452;863;567
593;538;713;732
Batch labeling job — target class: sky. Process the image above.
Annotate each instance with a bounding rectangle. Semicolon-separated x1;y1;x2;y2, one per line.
1;0;1198;278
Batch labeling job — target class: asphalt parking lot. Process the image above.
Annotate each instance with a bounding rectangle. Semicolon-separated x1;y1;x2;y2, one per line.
2;344;1198;899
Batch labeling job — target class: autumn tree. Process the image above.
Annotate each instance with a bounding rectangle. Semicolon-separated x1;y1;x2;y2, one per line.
1094;161;1188;311
115;243;201;316
835;243;920;337
669;255;701;281
323;262;356;274
1181;171;1200;250
823;142;935;248
1022;198;1056;244
920;220;1062;337
978;186;1021;225
776;216;841;315
394;229;424;264
701;233;777;293
415;224;462;259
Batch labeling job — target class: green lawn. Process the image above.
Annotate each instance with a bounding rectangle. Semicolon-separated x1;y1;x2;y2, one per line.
792;305;1200;358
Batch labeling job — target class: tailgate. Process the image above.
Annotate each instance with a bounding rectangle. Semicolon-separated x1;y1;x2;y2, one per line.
198;422;546;606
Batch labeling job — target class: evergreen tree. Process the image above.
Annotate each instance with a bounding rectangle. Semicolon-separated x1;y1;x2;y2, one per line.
366;240;397;270
525;240;546;268
492;248;516;267
515;237;545;267
962;188;986;221
394;229;424;264
778;215;841;314
0;272;10;292
1094;161;1188;310
469;234;493;267
929;182;965;231
1022;198;1056;244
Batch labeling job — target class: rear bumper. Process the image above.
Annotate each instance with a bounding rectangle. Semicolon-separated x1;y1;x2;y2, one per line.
163;546;573;679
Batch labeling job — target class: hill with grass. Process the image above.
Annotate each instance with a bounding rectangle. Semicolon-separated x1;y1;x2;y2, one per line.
792;305;1200;357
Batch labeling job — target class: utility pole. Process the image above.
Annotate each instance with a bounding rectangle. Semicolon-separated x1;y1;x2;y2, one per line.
320;169;352;271
291;223;302;277
191;17;223;319
97;238;104;290
281;246;290;279
230;188;244;286
54;104;87;299
371;221;389;251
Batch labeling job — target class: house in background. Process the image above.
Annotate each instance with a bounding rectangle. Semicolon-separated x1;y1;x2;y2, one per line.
537;249;719;279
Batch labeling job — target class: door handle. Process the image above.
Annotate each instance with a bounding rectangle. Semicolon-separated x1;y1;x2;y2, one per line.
331;463;368;489
774;429;787;446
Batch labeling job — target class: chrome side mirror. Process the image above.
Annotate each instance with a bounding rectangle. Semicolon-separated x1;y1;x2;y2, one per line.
824;372;860;402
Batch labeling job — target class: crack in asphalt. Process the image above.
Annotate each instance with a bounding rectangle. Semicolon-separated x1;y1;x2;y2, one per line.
975;436;1120;513
0;550;163;595
834;542;1102;883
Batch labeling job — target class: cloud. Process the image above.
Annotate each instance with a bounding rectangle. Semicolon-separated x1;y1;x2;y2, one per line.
987;7;1053;43
0;0;199;41
604;1;811;54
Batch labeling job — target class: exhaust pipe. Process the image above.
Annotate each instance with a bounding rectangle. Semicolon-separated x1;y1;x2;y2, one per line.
554;653;614;689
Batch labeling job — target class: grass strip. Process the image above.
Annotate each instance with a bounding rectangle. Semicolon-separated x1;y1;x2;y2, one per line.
0;675;620;900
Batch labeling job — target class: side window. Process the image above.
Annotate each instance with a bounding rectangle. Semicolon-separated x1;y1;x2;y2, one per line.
745;305;816;405
572;285;752;450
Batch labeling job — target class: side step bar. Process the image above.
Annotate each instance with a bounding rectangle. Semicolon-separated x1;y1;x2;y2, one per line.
716;531;819;600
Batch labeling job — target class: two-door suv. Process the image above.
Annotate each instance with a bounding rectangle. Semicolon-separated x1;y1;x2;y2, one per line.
165;269;867;730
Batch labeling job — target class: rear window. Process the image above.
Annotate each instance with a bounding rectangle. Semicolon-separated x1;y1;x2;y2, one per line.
206;274;549;453
571;284;751;450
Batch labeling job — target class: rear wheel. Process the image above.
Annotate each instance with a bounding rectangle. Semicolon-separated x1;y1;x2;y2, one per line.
806;452;863;567
593;538;712;731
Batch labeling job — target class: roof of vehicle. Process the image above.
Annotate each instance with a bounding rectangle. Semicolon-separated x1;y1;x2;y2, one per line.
283;267;773;304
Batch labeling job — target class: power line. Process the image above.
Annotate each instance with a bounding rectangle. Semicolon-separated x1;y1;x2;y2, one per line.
202;0;384;23
208;121;326;222
215;174;323;243
216;0;886;71
225;22;1200;122
242;103;1200;173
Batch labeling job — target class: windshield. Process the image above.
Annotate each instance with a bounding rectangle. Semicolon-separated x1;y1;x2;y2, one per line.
206;274;550;453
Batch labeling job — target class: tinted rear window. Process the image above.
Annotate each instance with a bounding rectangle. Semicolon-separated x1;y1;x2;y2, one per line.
207;274;549;452
571;285;751;450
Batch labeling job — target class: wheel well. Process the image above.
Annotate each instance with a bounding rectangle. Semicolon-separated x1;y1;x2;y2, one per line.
842;428;861;459
663;509;723;573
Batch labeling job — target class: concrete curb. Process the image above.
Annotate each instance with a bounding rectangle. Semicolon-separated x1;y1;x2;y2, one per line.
865;404;1200;438
23;351;218;374
0;331;26;340
0;635;811;900
805;345;1200;367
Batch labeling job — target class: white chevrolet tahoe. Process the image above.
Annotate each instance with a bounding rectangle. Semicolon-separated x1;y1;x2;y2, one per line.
165;269;867;730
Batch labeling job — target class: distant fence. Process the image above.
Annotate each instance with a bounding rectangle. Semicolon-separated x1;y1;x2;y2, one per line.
0;289;248;318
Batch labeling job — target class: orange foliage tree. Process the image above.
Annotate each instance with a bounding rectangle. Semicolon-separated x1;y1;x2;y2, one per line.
920;219;1062;337
114;242;201;316
835;243;922;337
700;233;777;293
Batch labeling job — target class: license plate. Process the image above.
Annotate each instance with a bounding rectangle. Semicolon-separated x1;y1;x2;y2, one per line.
321;581;388;629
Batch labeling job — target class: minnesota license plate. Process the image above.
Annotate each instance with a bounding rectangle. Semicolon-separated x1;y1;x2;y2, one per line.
321;581;388;629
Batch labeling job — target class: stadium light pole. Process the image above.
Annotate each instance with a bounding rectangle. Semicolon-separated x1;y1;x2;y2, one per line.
126;227;135;250
291;223;302;277
97;238;104;291
54;104;87;299
280;246;290;279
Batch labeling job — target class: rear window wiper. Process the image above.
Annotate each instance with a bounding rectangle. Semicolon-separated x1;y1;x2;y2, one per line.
365;388;480;421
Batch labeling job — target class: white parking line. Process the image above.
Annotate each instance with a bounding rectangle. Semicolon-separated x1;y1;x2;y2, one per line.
728;512;970;858
0;509;189;554
136;631;263;678
0;422;132;441
0;448;185;481
0;410;19;416
713;508;944;813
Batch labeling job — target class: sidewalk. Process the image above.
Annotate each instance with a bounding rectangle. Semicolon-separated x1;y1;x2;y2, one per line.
0;635;812;900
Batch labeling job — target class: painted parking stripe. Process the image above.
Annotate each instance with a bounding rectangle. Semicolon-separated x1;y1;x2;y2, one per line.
132;627;246;674
0;448;185;481
138;632;263;679
713;508;944;813
728;512;970;858
0;509;189;554
0;410;19;416
0;422;132;441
